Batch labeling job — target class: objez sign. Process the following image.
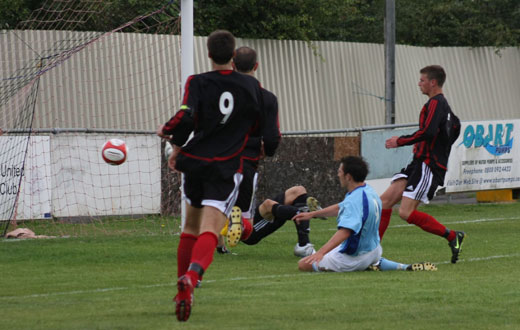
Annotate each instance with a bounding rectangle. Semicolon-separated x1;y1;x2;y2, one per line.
445;120;519;193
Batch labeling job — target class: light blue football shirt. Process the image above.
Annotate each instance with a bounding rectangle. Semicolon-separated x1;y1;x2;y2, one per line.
337;184;381;256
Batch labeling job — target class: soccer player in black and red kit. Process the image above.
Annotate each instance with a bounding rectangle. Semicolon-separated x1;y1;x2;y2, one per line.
157;30;265;322
379;65;465;264
224;46;315;256
223;46;282;247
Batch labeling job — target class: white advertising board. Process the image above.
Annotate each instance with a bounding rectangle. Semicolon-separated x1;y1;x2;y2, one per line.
445;119;520;193
0;136;52;220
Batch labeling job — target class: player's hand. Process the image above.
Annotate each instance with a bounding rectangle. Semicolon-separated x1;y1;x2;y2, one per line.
168;145;181;171
385;136;399;149
156;124;171;139
292;212;312;224
259;141;266;160
301;251;324;265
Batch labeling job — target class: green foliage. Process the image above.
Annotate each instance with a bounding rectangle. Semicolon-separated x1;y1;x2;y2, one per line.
0;0;36;29
194;0;385;43
0;0;519;47
396;0;520;47
192;0;520;47
1;202;520;329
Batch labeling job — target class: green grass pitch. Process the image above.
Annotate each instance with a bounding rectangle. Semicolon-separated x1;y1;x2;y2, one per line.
1;202;519;329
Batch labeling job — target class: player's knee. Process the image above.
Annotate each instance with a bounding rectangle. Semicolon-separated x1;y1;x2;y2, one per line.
381;192;400;209
297;259;306;271
285;185;306;204
298;259;312;272
398;207;412;221
380;197;392;209
290;185;306;196
260;199;277;210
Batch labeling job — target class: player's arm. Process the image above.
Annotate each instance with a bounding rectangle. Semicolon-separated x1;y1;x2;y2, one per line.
300;228;351;264
261;94;281;157
167;144;181;171
396;101;444;146
160;105;195;146
158;75;198;147
293;203;339;223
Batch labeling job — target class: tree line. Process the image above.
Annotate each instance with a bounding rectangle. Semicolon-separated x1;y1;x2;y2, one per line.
1;0;519;47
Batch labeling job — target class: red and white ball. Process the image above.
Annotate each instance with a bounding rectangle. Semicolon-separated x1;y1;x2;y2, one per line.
101;139;128;165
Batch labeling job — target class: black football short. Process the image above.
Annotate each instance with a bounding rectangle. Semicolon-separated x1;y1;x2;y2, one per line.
234;161;258;219
391;159;441;203
182;172;242;217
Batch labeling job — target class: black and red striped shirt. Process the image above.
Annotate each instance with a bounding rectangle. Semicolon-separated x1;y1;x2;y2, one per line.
241;86;281;166
162;70;263;179
397;93;455;181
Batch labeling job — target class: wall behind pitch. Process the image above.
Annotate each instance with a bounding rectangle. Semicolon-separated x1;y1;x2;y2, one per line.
160;135;361;216
2;31;520;134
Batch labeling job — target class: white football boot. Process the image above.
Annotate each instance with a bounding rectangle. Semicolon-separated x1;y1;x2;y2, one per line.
294;243;316;257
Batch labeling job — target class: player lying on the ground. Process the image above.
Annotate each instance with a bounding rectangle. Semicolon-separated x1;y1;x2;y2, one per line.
222;46;281;251
221;185;322;257
293;156;437;273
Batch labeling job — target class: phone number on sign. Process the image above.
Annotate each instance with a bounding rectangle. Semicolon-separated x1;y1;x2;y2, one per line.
484;166;512;173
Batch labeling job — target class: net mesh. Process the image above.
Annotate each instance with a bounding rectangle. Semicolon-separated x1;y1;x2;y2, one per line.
0;0;183;237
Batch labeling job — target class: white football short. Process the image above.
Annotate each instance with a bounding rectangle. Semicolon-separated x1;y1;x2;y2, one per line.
312;244;383;272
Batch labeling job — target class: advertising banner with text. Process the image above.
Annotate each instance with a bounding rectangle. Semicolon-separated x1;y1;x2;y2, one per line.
0;136;52;220
445;119;519;193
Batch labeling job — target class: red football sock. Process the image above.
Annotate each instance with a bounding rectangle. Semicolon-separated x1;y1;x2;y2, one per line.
407;210;447;238
446;230;456;241
241;218;253;241
379;208;392;240
177;233;198;278
186;231;218;283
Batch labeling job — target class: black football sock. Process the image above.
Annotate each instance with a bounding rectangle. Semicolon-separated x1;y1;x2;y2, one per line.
271;203;299;221
294;220;310;246
271;204;310;246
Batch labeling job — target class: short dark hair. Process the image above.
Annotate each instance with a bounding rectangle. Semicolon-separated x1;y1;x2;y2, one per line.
340;156;369;182
420;65;446;87
233;46;257;72
207;30;235;65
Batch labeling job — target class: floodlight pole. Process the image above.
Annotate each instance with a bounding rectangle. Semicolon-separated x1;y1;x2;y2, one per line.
384;0;396;125
180;0;194;230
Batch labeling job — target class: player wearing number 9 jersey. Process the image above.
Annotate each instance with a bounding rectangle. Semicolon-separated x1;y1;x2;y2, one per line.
158;30;264;322
165;64;263;180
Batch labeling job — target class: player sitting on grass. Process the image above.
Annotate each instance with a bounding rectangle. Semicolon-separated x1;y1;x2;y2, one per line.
294;156;437;273
221;185;322;257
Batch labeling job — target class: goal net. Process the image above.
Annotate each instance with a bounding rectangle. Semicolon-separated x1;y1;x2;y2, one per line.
0;0;183;237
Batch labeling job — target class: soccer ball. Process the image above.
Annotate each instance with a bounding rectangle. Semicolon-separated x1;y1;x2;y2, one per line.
101;139;128;165
164;141;173;161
